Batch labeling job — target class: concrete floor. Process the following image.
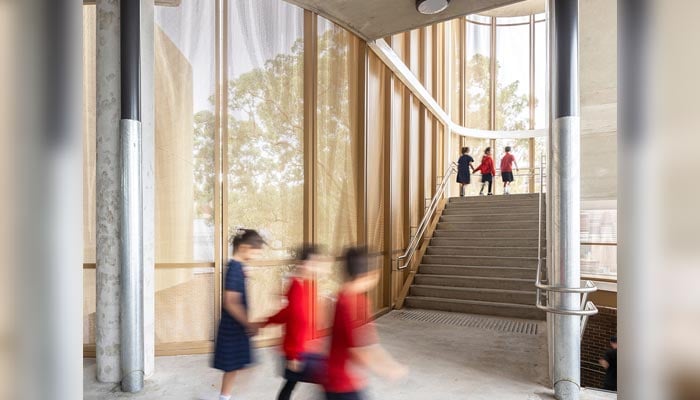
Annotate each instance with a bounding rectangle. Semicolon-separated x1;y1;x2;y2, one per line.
84;310;616;400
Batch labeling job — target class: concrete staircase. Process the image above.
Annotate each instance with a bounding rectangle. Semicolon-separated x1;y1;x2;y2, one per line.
404;193;546;320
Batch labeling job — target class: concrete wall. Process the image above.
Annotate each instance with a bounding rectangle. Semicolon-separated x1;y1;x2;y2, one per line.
580;0;617;205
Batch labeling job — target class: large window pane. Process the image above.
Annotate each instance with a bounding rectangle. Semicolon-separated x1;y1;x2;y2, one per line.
154;0;217;343
316;17;361;292
155;1;216;263
534;19;546;129
227;0;305;342
495;21;530;130
228;0;304;260
83;5;96;265
465;20;491;129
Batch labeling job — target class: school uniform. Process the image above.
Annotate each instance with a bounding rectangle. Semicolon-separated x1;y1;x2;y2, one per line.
324;291;377;400
264;277;325;400
456;154;474;184
500;152;516;182
213;260;253;372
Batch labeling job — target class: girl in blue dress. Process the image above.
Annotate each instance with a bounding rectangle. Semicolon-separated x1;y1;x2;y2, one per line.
456;147;475;197
214;229;265;400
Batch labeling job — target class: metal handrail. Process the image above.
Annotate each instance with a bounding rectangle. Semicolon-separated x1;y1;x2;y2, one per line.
534;154;599;326
396;162;458;270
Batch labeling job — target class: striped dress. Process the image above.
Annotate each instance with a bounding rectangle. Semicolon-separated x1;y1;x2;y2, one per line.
213;260;253;372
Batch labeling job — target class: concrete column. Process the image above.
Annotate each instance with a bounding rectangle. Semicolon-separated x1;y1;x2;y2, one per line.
96;0;123;384
547;0;582;399
96;0;155;385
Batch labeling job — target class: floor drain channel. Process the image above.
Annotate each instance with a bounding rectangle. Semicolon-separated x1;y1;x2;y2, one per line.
389;309;539;335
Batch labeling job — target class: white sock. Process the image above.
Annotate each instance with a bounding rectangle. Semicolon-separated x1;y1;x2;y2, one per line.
220;395;231;400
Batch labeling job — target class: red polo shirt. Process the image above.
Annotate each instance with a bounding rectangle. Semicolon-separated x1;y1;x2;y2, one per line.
324;290;378;393
500;153;515;172
474;155;496;175
264;277;312;361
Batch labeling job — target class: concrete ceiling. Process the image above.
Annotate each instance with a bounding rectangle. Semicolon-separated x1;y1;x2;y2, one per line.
479;0;545;17
284;0;530;40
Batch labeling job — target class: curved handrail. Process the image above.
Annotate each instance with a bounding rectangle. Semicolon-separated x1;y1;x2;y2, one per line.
396;162;458;270
534;154;600;322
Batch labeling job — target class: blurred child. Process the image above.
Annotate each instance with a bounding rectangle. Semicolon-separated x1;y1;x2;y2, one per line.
213;229;265;400
599;335;618;391
324;247;407;400
263;245;325;400
473;147;496;196
500;146;519;195
456;147;475;197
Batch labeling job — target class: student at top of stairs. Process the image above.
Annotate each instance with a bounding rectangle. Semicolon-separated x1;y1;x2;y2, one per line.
473;147;496;196
500;146;519;195
456;146;475;197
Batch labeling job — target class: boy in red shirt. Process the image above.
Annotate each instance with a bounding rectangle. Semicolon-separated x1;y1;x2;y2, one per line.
324;247;407;400
263;245;323;400
473;147;496;196
500;146;519;195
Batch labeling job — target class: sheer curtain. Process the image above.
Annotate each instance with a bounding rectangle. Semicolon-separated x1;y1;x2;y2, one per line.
228;0;305;342
315;16;361;293
153;0;216;344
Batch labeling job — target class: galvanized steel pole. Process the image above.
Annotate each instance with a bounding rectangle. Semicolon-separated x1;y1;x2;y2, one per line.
120;0;144;392
548;0;582;399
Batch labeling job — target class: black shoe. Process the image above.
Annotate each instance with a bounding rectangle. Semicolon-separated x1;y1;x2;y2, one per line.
487;193;493;196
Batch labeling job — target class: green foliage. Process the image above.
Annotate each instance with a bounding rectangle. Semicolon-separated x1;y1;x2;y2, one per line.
465;53;532;130
190;29;536;256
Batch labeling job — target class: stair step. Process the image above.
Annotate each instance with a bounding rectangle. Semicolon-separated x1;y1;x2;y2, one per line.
422;255;538;268
449;193;541;202
444;205;542;214
418;264;536;279
440;211;541;221
414;274;534;291
404;296;545;320
433;229;539;239
426;246;538;258
409;285;537;305
437;220;540;230
429;237;542;248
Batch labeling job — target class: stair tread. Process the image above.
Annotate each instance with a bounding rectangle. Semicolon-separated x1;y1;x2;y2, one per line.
415;273;533;282
419;263;536;270
424;254;537;260
410;284;536;295
427;245;540;250
405;296;540;309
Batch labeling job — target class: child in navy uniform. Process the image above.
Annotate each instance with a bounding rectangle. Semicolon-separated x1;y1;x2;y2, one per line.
456;147;475;197
213;229;265;400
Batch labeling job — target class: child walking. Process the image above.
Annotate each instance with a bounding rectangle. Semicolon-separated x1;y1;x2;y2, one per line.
324;247;407;400
456;147;475;197
263;245;325;400
473;147;496;196
500;146;519;195
213;229;265;400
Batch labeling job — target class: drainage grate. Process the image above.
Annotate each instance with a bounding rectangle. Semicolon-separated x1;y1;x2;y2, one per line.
388;309;539;335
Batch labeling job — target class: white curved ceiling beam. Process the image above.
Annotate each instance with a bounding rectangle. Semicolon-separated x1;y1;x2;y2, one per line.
369;39;546;140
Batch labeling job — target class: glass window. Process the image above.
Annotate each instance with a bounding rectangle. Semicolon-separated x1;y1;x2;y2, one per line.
534;20;546;129
465;20;491;130
495;22;530;130
155;0;216;263
227;0;304;260
316;16;361;293
154;0;217;343
227;0;305;342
